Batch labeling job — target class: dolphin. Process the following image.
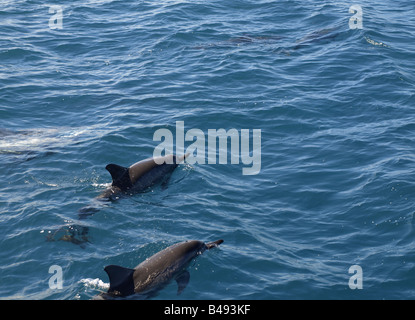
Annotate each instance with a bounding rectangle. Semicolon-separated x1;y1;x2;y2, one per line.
292;26;341;50
193;34;283;50
98;153;188;200
97;239;224;299
77;154;188;218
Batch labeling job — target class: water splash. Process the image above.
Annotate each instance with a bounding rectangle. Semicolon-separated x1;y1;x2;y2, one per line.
80;278;109;291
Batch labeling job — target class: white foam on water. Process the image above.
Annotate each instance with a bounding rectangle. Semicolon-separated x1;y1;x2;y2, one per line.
80;278;110;290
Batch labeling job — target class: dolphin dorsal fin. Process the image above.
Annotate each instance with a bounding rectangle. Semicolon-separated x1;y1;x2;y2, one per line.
105;164;133;190
104;265;135;297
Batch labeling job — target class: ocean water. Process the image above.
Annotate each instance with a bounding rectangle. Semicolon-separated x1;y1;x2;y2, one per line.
1;0;415;300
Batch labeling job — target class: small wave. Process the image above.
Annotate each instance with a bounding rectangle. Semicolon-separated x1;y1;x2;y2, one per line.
91;182;111;188
80;278;109;290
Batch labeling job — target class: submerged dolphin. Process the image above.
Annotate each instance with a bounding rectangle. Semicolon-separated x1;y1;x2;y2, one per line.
97;239;224;299
193;34;283;50
292;27;340;50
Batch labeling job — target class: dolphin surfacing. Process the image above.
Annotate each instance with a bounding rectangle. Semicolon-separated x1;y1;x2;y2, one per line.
77;154;188;218
98;239;223;299
98;154;188;200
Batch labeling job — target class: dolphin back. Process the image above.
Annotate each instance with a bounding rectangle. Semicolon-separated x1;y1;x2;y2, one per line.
101;239;223;299
105;154;188;193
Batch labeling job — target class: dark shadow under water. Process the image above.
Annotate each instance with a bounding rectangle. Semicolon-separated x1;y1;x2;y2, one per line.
46;170;176;248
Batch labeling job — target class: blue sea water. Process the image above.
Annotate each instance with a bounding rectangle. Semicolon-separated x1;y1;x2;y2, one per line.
1;0;415;300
